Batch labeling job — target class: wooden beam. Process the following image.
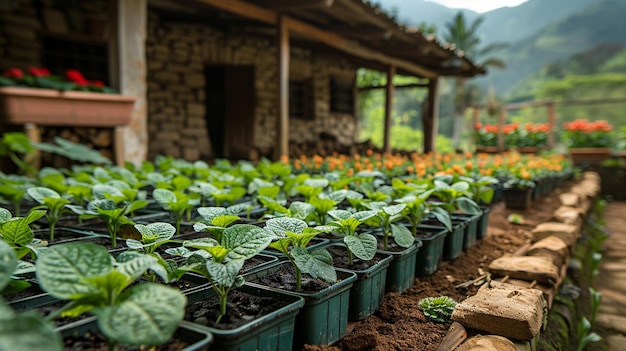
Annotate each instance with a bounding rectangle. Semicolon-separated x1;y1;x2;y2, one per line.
276;16;290;159
472;105;480;146
423;78;439;153
261;0;334;11
194;0;277;24
284;17;436;78
358;82;428;92
383;65;395;154
497;108;507;152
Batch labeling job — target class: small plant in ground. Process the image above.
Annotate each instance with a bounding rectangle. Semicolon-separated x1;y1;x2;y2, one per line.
589;287;601;330
192;204;249;241
264;217;336;292
27;187;74;242
0;207;47;260
326;209;378;265
259;196;315;220
0;239;63;351
176;224;273;323
508;213;524;224
418;296;457;323
576;317;601;351
36;242;186;351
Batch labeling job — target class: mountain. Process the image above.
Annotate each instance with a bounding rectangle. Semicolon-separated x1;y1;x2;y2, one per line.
375;0;478;32
489;0;626;97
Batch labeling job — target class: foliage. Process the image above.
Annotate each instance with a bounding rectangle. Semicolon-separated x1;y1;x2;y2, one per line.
264;217;336;292
27;187;73;242
0;239;63;351
36;242;186;349
0;207;47;260
418;296;457;323
1;67;116;93
326;209;378;265
177;224;273;323
561;119;614;148
576;317;601;351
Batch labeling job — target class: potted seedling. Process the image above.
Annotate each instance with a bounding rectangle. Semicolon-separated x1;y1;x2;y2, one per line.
27;187;74;242
325;209;378;264
176;223;274;322
0;207;47;260
126;222;180;283
364;202;414;251
0;239;63;351
192;204;249;240
36;242;187;351
152;188;200;235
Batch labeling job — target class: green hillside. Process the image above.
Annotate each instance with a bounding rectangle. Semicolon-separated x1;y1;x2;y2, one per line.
488;0;626;96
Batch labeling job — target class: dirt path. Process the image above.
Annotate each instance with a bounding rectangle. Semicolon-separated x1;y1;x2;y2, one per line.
594;202;626;350
303;186;566;351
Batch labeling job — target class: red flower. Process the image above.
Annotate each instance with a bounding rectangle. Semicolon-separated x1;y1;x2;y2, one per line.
89;80;104;88
3;68;23;79
474;122;482;130
28;67;50;77
65;69;88;86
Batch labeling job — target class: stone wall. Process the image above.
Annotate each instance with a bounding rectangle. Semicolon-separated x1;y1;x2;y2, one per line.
146;11;358;161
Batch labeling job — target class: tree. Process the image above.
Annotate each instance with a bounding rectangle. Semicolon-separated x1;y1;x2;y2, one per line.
443;12;508;149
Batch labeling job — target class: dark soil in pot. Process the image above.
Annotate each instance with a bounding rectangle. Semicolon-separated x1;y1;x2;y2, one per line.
325;245;385;271
62;331;192;351
248;264;334;293
185;289;291;330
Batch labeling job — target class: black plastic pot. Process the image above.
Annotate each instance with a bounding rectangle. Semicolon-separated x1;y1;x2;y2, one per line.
184;283;304;351
58;317;214;351
245;261;357;349
377;235;422;294
414;225;447;276
477;206;492;240
443;219;466;260
503;187;533;210
452;213;481;251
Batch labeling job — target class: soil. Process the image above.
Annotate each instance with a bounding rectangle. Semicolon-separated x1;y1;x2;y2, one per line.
302;184;568;351
326;245;385;270
62;331;191;351
248;264;335;293
184;289;290;329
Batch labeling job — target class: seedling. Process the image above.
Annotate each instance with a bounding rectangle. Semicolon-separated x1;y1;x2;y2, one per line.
27;187;73;242
264;217;336;292
36;242;186;350
152;188;199;235
364;202;414;251
326;209;378;264
177;224;273;323
0;207;47;259
126;222;180;282
418;296;457;323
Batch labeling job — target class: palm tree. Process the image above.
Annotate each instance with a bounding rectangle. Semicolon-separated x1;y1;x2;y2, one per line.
443;12;508;149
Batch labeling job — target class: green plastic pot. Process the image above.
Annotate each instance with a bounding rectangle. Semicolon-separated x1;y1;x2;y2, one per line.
377;235;422;294
477;206;492;240
414;225;447;276
452;213;481;251
443;218;467;260
58;317;214;351
326;243;393;321
184;283;304;351
245;261;357;349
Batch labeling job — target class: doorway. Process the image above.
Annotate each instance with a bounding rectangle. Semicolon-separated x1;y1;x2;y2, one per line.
204;65;255;159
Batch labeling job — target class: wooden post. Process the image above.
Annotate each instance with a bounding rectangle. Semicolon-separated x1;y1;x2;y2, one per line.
423;78;439;154
497;108;507;152
547;101;556;148
112;0;147;166
383;65;395;154
471;105;480;147
276;16;290;160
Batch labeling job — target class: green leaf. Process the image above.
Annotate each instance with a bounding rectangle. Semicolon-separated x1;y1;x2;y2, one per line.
0;210;44;247
265;217;307;237
456;197;482;215
221;224;273;260
26;187;60;204
95;283;186;346
0;208;11;222
352;210;378;222
288;201;315;220
391;224;415;248
92;184;124;200
328;210;352;221
115;252;158;280
0;311;63;351
344;233;378;261
36;243;113;300
383;204;406;216
0;240;17;291
292;247;336;282
152;188;177;206
205;259;244;288
135;222;176;242
451;182;470;193
429;207;452;231
303;178;329;188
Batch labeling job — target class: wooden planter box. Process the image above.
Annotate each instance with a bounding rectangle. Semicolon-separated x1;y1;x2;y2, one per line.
568;147;611;165
0;86;135;127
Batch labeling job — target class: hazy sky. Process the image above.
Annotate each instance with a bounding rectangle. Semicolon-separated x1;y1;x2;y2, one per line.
427;0;529;13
